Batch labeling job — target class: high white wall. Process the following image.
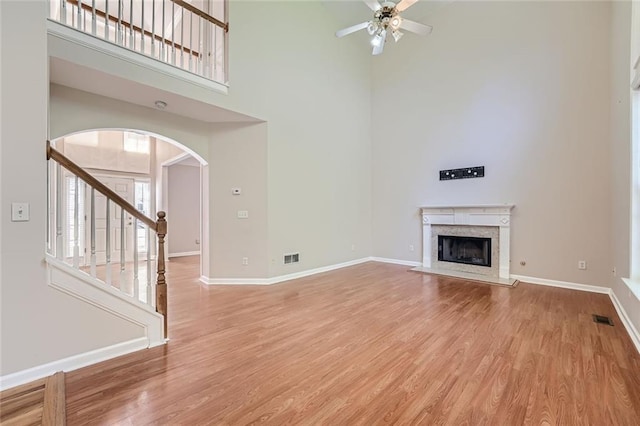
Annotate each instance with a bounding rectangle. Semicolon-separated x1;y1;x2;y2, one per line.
167;164;200;255
372;1;613;287
225;2;373;276
0;1;144;378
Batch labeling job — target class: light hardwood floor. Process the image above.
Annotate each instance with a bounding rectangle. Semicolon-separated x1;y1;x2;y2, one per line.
65;257;640;424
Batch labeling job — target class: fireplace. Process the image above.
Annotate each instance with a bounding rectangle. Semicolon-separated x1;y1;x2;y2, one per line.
438;235;491;267
416;205;515;285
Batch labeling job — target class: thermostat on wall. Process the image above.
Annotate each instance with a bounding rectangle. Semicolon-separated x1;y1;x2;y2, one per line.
232;188;241;195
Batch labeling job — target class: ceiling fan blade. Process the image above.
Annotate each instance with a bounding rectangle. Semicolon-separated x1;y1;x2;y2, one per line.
395;0;419;12
336;21;370;38
400;19;433;36
363;0;382;11
372;30;387;55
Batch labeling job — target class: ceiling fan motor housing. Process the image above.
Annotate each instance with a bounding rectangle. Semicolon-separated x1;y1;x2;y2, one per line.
374;3;402;31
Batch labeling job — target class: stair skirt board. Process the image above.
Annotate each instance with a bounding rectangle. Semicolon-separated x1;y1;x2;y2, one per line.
46;255;165;346
0;338;148;391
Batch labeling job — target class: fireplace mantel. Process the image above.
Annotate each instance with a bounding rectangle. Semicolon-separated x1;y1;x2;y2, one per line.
419;204;515;282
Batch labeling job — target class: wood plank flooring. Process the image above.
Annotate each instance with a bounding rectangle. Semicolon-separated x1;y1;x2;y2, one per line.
65;257;640;424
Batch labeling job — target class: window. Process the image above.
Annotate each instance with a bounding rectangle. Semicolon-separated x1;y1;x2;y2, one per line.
123;132;150;154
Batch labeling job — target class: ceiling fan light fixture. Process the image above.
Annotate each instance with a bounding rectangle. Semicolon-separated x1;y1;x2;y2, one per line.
390;16;402;30
392;29;404;42
367;21;378;35
371;31;385;47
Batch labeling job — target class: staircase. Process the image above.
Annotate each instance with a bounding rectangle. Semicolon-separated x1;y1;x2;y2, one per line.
46;141;169;340
0;372;66;425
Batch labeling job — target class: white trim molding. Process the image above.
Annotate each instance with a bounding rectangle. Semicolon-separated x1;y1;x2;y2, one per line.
200;257;372;285
370;257;422;267
610;290;640;354
169;251;200;259
0;338;148;391
511;274;611;294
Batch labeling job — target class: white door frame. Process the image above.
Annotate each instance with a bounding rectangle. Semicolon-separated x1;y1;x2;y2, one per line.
160;152;209;280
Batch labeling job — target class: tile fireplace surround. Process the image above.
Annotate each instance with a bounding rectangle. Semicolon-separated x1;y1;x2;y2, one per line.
412;205;517;286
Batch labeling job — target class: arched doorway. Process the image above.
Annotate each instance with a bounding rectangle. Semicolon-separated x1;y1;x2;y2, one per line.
49;129;209;281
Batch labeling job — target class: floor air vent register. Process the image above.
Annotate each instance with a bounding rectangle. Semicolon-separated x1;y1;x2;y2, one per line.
592;314;614;326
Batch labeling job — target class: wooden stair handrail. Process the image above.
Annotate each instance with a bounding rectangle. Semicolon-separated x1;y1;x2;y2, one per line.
47;141;157;230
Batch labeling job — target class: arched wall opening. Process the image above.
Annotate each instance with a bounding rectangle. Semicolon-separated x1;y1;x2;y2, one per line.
49;129;210;279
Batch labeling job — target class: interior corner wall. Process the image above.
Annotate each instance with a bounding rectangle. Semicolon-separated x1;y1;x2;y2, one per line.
0;1;143;378
372;1;613;287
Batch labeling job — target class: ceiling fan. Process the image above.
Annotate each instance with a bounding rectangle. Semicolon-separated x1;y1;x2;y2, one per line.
335;0;433;55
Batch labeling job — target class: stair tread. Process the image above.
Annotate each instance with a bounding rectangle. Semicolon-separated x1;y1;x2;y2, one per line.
0;399;43;426
0;388;45;420
0;379;45;402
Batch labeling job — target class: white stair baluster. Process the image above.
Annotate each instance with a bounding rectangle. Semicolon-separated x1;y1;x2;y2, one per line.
106;200;112;286
120;208;125;291
56;164;63;260
73;176;80;269
146;225;152;305
133;217;140;301
90;188;97;278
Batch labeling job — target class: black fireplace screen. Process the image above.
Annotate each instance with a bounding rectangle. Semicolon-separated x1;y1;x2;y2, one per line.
438;235;491;267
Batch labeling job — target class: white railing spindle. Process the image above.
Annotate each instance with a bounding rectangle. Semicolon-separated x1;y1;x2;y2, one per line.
146;225;152;305
106;200;112;286
104;0;109;41
73;176;80;268
56;163;63;260
117;0;123;45
90;188;97;277
91;0;96;35
120;208;125;290
129;0;134;50
134;217;140;301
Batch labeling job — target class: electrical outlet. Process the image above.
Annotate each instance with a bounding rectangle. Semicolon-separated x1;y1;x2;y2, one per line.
578;260;587;270
237;210;249;219
409;245;414;252
242;257;249;266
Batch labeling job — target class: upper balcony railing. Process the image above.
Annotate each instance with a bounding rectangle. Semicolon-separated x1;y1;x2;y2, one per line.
49;0;228;85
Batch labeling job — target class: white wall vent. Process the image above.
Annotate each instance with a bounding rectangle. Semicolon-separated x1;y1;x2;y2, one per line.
284;253;299;264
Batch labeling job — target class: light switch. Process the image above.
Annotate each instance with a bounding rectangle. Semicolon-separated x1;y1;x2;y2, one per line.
11;203;30;222
237;210;249;219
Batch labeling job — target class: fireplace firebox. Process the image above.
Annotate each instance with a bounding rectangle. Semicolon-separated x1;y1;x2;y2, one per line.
438;235;491;267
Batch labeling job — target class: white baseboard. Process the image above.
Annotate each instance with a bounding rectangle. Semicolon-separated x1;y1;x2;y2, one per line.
200;276;271;285
0;337;148;391
510;274;610;294
200;257;372;286
370;257;422;267
609;290;640;354
168;251;200;259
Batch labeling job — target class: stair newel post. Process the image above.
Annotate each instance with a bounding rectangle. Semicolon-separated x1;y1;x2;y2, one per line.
156;211;168;338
